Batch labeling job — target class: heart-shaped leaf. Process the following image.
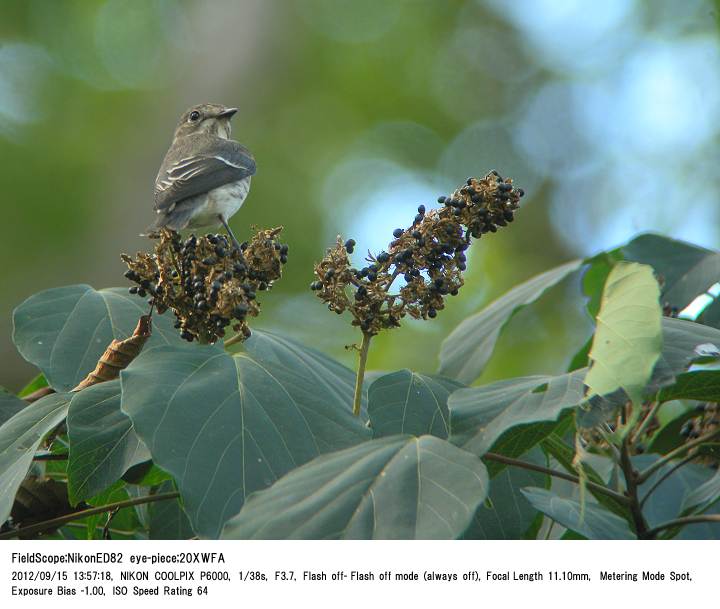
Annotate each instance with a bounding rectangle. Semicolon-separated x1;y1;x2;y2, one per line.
584;262;662;405
449;370;586;458
438;260;583;384
66;380;150;505
368;370;461;439
0;393;71;525
520;487;636;540
121;339;370;538
222;435;489;539
13;285;184;391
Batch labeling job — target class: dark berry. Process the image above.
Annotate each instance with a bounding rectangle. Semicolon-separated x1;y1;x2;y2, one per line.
215;246;226;258
393;228;404;238
129;286;138;295
428;308;437;318
417;204;425;215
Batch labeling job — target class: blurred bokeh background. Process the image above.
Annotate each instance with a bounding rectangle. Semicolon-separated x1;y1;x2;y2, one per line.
2;0;719;391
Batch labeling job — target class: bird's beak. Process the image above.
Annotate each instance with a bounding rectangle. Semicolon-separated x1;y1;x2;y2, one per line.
218;107;238;119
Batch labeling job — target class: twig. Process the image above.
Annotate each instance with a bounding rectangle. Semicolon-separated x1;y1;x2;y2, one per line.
352;332;372;417
637;427;720;484
0;491;180;540
646;515;720;538
639;451;696;508
483;452;631;505
32;453;68;462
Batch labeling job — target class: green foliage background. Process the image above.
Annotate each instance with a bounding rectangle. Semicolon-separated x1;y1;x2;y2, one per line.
0;0;647;389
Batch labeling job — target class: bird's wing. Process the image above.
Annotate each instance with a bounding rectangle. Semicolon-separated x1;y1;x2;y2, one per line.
154;136;256;212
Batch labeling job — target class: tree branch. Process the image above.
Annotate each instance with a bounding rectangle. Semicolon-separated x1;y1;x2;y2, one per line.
483;452;631;505
619;435;649;538
0;491;179;540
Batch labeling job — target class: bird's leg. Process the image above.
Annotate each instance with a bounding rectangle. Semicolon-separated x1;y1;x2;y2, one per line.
218;215;245;260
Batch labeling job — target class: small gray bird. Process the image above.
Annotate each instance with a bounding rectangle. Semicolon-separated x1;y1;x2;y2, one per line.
148;103;256;250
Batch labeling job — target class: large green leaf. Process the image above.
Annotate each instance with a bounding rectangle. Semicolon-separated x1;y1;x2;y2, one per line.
222;435;489;539
240;329;369;418
121;340;370;538
12;285;184;391
584;262;662;405
682;470;720;515
520;487;636;540
438;260;583;384
623;233;720;311
658;370;720;403
66;380;150;505
649;317;720;391
463;447;547;539
0;388;26;426
697;299;720;328
634;455;717;528
0;393;71;525
368;370;461;439
449;370;586;458
148;480;194;540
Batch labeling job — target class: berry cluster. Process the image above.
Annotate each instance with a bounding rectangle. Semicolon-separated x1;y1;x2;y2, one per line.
122;228;288;344
311;171;523;336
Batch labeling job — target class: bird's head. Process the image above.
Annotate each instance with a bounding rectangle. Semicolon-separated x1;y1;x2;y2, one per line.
173;103;238;140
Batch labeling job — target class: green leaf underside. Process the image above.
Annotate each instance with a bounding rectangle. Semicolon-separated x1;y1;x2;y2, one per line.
368;370;462;439
121;340;370;538
222;435;489;540
623;233;720;311
0;388;26;427
149;480;194;540
438;260;583;384
449;370;586;458
463;447;548;539
584;262;663;405
12;285;184;392
521;487;636;540
67;380;150;505
0;393;71;525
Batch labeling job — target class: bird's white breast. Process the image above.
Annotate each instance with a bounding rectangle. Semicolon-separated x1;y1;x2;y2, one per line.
186;178;251;228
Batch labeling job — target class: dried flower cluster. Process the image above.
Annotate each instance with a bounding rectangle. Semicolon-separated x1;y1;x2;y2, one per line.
122;228;288;344
311;171;524;336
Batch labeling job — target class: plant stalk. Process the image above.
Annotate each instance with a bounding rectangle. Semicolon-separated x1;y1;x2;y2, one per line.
352;332;372;417
0;491;179;540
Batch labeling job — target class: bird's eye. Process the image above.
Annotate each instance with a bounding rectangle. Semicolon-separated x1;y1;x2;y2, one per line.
189;111;201;122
